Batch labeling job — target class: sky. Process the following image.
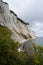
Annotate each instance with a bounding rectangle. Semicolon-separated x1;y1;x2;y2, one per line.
3;0;43;37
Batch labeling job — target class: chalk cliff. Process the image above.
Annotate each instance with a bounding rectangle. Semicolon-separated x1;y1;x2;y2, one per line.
0;0;36;43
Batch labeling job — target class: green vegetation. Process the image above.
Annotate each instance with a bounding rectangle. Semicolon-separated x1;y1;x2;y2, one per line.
0;26;43;65
32;43;43;65
0;26;28;65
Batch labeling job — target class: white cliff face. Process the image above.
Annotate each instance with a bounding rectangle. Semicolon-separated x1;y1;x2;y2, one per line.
0;0;36;43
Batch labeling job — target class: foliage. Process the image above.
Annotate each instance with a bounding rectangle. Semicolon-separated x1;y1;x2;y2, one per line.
32;43;43;65
0;26;28;65
0;26;43;65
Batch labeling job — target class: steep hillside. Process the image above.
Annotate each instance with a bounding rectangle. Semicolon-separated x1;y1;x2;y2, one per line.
0;1;43;65
0;0;36;43
0;25;43;65
0;25;28;65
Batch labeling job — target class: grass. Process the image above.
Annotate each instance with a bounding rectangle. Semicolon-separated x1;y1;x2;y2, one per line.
0;26;28;65
0;25;43;65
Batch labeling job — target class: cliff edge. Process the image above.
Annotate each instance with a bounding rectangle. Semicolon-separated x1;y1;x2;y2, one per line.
0;0;36;43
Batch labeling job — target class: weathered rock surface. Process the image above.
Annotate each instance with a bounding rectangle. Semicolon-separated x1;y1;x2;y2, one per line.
0;0;36;43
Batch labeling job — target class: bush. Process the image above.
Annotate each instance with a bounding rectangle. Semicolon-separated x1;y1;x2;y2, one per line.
0;26;28;65
0;26;43;65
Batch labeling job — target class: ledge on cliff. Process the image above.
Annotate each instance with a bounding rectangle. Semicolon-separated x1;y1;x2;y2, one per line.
1;0;8;5
10;10;29;25
10;10;17;16
17;17;29;25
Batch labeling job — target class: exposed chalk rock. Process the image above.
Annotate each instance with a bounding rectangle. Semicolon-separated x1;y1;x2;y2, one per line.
0;0;36;43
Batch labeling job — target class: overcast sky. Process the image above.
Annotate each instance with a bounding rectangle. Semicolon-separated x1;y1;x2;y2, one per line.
3;0;43;37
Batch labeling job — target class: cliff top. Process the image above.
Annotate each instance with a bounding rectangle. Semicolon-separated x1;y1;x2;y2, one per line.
10;10;17;16
1;0;8;5
17;17;29;25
